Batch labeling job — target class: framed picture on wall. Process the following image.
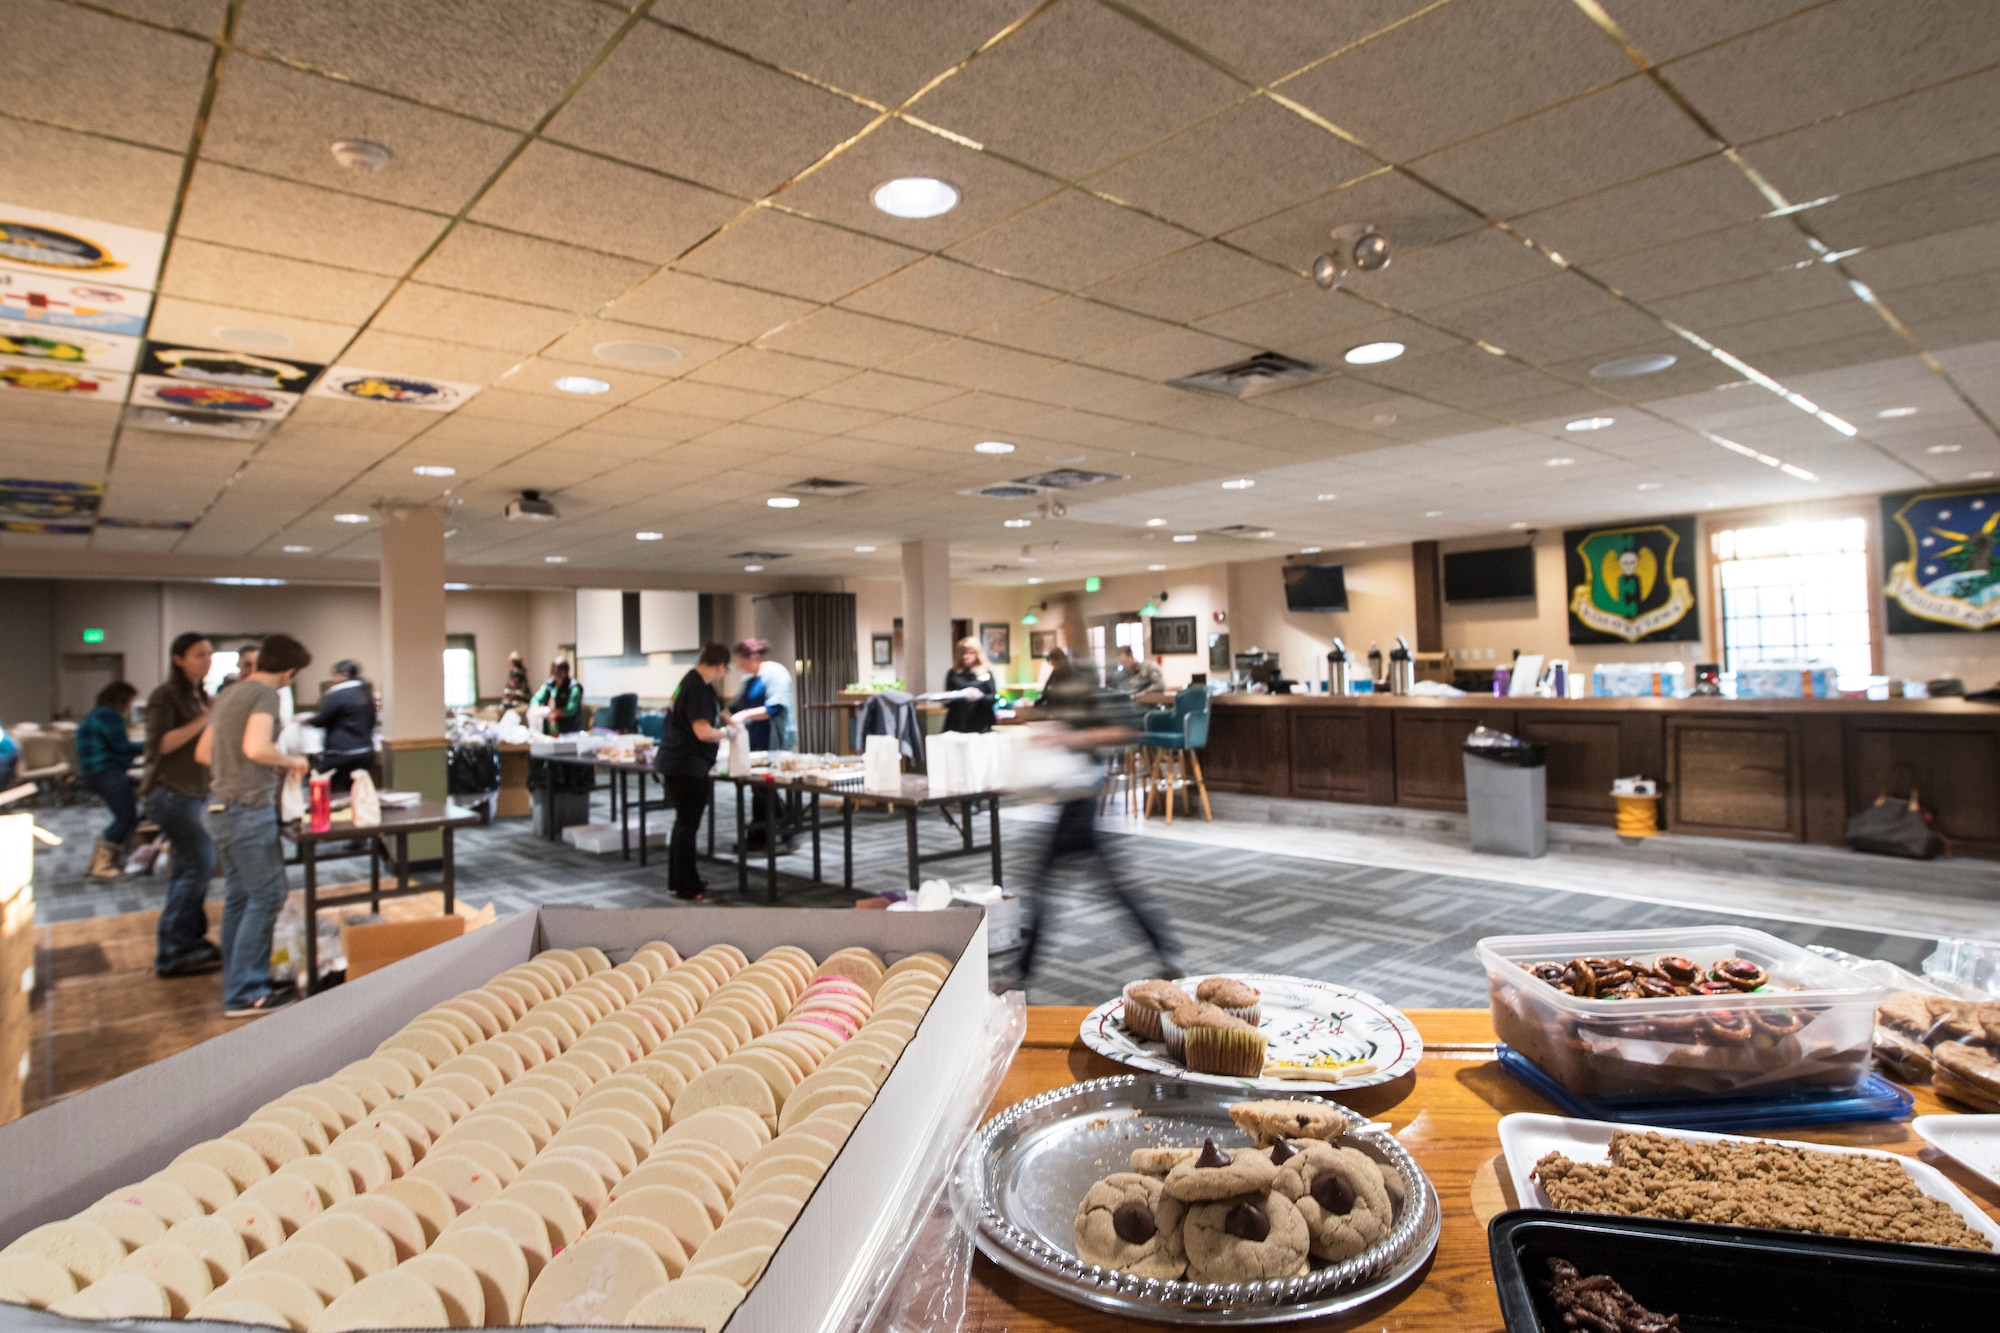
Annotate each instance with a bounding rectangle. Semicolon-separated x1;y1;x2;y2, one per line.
871;633;893;667
1030;630;1057;659
1150;615;1198;655
979;621;1011;665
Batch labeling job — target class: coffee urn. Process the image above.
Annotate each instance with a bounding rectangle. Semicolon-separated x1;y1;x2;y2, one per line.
1327;639;1351;696
1387;636;1414;696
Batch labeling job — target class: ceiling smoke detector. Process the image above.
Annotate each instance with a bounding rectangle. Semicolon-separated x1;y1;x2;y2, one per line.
330;138;394;174
1312;223;1391;290
505;489;560;522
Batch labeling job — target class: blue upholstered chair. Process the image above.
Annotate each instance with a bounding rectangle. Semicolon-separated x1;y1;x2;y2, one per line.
1141;686;1211;822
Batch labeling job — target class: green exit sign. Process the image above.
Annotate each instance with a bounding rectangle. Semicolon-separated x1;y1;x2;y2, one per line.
1084;576;1101;593
81;628;104;644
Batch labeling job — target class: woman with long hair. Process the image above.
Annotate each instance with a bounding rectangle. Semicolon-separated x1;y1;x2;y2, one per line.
943;636;997;733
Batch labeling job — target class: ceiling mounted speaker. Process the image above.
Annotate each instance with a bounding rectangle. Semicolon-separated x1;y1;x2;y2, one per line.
1312;223;1390;290
330;139;394;173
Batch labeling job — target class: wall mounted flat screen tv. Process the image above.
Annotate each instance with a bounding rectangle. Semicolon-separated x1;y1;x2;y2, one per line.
1444;545;1537;603
1283;563;1349;612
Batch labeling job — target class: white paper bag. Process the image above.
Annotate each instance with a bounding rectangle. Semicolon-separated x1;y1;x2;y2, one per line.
929;732;961;796
863;734;902;793
349;769;382;827
727;726;751;780
279;769;307;822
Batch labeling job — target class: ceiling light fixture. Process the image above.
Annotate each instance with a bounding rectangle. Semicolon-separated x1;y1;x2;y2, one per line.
766;496;801;509
1315;493;1337;502
1027;577;1043;584
1145;518;1166;527
1508;522;1529;530
545;555;568;563
592;340;681;370
744;564;764;572
1636;481;1664;490
1221;478;1255;490
854;544;877;552
1589;353;1676;378
553;375;611;395
1565;417;1614;431
1300;546;1322;554
635;531;664;541
412;465;456;477
1877;406;1919;419
1311;223;1391;290
444;528;458;538
1173;534;1197;543
1003;518;1031;528
872;177;960;219
1020;602;1046;626
444;582;468;591
1546;457;1575;468
1972;470;1997;480
334;513;369;524
973;440;1015;455
283;544;312;553
1927;444;1962;455
1148;563;1166;571
1425;510;1444;517
1344;340;1404;365
330;138;393;174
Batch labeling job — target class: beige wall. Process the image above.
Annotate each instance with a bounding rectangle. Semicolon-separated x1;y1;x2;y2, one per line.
1226;548;1417;689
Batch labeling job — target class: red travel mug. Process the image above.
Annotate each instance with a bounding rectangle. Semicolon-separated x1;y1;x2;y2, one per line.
309;774;332;831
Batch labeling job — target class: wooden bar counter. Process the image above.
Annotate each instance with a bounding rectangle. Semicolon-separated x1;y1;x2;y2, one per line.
1201;693;2000;858
970;1007;2000;1332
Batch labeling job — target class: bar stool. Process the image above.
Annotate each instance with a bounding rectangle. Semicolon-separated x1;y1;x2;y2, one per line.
1099;743;1144;819
1142;687;1211;824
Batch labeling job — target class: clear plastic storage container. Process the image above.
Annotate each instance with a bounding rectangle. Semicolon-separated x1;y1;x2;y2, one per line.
1477;927;1885;1103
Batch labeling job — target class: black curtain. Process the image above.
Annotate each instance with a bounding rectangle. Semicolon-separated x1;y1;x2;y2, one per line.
792;592;856;753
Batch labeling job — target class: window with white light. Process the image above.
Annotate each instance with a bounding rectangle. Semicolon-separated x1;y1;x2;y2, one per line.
444;634;479;709
1713;518;1874;681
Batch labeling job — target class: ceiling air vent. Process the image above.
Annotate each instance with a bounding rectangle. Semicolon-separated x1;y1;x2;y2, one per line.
964;483;1045;500
1169;351;1323;400
1011;468;1124;490
783;477;867;497
726;551;791;561
1212;524;1278;540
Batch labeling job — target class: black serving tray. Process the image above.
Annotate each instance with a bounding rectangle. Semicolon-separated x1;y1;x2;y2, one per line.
1490;1209;2000;1332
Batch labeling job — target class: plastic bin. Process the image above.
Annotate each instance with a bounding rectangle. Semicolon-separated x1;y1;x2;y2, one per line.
1464;732;1547;858
1477;926;1884;1103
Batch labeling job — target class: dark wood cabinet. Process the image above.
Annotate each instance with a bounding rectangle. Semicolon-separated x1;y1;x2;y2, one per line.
1290;709;1393;804
1204;704;1289;796
1516;715;1659;827
1848;718;2000;858
1393;710;1514;809
1667;718;1800;840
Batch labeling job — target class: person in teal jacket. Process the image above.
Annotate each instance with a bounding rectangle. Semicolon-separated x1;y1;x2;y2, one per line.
76;680;144;878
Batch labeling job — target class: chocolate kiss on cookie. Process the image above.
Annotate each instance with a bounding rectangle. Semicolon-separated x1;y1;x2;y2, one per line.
1195;1139;1230;1167
1223;1202;1269;1242
1163;1139;1278;1202
1268;1139;1297;1167
1311;1172;1356;1215
1112;1201;1156;1245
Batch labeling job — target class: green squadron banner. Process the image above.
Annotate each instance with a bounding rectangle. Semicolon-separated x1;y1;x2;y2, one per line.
1565;516;1700;645
1881;484;2000;633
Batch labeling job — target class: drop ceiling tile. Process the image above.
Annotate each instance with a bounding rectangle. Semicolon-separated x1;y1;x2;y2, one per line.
370;283;572;354
236;0;624;129
1123;0;1434;83
1746;67;2000;203
1491;306;1682;367
1280;0;1629;160
161;240;396;327
945;188;1194;291
177;162;447;276
839;257;1051;332
1079;327;1260;381
911;0;1245;180
809;371;964;412
693;422;820;457
888;338;1059;389
981;298;1164;359
339;329;519;383
1662;0;2000;143
0;118;185;230
415;224;654;312
1289;314;1470;370
1509;155;1774;267
572;405;716;448
1588;220;1822;300
539;318;734;378
753;307;945;368
5;0;210;150
1088;97;1378;237
410;413;565;453
1412;79;1715;220
634;379;788;421
1596;0;1821;61
1083;243;1299;322
1651;265;1856;332
689;348;855;397
549;22;876;200
913;391;1064;432
1845;221;2000;293
495;356;673;407
843;414;967;447
1809;156;2000;254
1852;274;2000;352
776;118;1062;249
607;272;819;346
677;210;922;303
451;387;607;428
471;142;742;265
202;57;519;214
1190;284;1383;349
144;295;359;363
747;399;887;436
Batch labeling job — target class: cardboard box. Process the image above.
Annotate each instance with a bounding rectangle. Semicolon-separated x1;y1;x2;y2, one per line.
0;904;990;1333
339;914;467;980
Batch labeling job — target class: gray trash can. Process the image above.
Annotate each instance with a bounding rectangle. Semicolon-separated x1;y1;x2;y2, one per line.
1463;729;1547;858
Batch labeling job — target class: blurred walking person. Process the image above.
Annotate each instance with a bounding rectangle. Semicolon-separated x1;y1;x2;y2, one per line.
76;681;143;879
143;633;220;976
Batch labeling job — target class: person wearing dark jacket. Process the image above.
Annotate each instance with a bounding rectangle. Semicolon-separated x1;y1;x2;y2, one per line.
943;637;998;733
309;660;376;791
77;681;144;880
143;632;218;976
533;659;585;735
654;644;733;901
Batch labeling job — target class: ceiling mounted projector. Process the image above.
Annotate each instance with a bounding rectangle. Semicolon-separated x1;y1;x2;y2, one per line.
1313;223;1391;290
505;489;559;522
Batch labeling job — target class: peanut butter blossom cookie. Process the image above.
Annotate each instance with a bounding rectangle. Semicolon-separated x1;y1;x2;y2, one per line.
1271;1140;1394;1263
1162;1139;1278;1202
1182;1190;1309;1283
1072;1174;1186;1278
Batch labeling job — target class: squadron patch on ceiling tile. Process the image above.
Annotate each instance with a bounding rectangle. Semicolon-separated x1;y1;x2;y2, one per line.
0;355;130;397
122;404;272;440
131;374;298;419
308;366;481;412
96;515;193;531
139;343;323;391
0;265;152;336
0;204;166;287
0;316;140;370
0;477;103;523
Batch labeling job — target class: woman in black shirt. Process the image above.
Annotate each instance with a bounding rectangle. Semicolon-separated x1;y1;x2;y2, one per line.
654;644;732;900
943;637;998;733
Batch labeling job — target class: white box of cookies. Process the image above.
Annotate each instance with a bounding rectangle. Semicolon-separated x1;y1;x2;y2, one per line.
0;905;993;1333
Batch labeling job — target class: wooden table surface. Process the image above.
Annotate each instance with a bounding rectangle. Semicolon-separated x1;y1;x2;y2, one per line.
973;1007;2000;1332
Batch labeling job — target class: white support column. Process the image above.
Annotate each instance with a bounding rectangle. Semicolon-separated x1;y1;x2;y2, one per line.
377;506;448;830
900;537;951;695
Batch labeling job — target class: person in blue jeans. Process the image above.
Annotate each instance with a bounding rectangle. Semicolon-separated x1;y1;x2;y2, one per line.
197;632;312;1017
143;633;219;976
75;681;143;880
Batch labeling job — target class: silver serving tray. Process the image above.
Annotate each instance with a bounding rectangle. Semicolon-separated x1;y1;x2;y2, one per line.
964;1076;1441;1325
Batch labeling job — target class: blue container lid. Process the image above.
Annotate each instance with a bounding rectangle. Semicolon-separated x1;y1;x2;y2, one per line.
1496;1045;1912;1130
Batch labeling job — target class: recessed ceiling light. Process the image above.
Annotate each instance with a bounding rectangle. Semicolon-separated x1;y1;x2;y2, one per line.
871;177;959;219
1877;406;1919;419
1565;417;1614;431
1003;518;1032;528
1315;493;1337;502
1173;534;1197;543
973;440;1015;455
1636;481;1664;490
744;564;764;572
412;464;456;477
1372;413;1398;425
545;555;568;563
1972;470;1996;480
1425;510;1444;517
592;339;681;370
1300;546;1322;554
443;528;458;538
1221;478;1255;490
1508;522;1529;530
1344;340;1405;365
635;531;664;541
330;138;393;173
1145;518;1166;527
213;325;294;351
1927;444;1963;454
552;375;611;395
1027;577;1043;584
1589;353;1677;378
854;544;877;552
334;513;369;524
1545;457;1575;467
767;496;801;509
283;544;312;553
444;582;469;591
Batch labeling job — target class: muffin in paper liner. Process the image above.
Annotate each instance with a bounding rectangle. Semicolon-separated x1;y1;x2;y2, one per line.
1184;1023;1268;1078
1121;980;1188;1043
1195;976;1263;1028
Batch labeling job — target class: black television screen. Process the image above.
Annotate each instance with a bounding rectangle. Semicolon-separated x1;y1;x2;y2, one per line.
1283;563;1348;612
1444;545;1537;603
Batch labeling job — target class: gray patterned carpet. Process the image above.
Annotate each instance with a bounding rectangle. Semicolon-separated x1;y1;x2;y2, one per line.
23;789;1932;1008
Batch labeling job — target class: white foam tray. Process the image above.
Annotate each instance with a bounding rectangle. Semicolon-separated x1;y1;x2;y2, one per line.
1914;1113;2000;1193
